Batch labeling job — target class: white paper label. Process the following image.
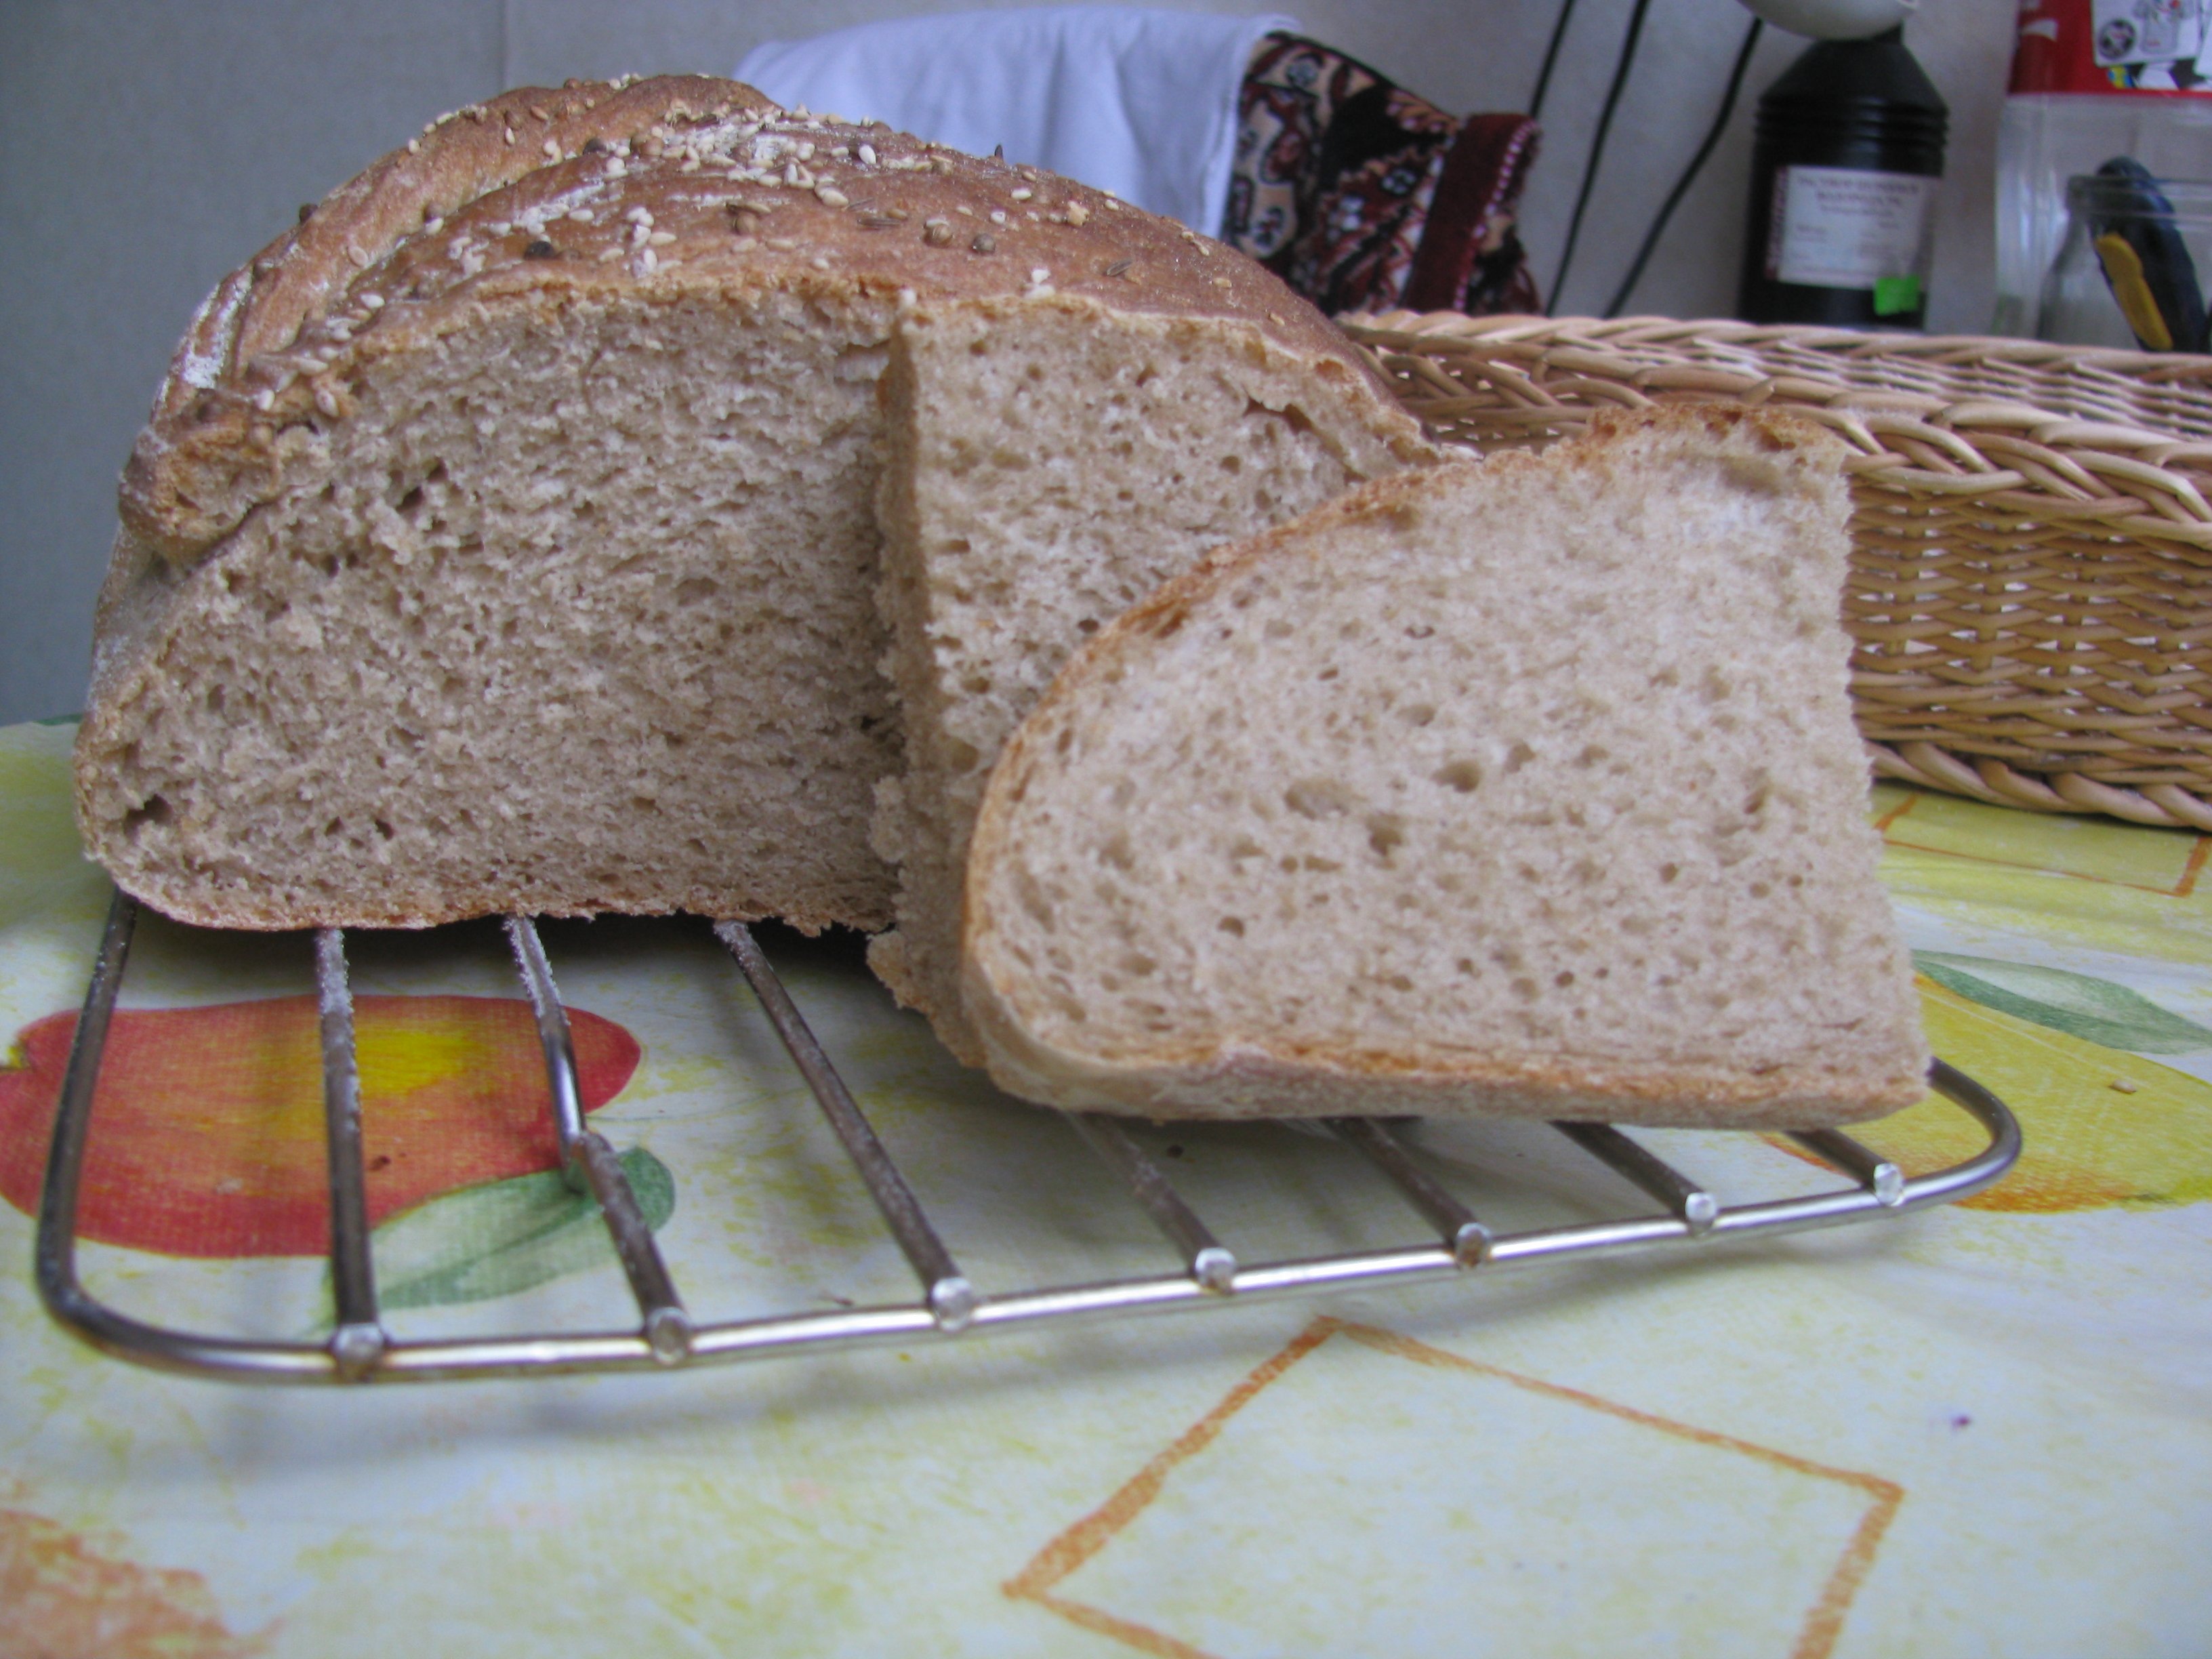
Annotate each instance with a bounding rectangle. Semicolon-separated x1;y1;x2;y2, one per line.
2091;0;2206;67
1767;166;1937;294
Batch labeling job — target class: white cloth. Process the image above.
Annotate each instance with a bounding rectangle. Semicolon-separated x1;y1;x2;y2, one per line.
736;6;1298;234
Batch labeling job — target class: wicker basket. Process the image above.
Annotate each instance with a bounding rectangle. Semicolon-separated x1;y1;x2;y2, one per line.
1340;312;2212;833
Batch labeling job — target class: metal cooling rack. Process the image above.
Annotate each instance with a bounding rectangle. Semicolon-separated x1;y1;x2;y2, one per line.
36;888;2020;1384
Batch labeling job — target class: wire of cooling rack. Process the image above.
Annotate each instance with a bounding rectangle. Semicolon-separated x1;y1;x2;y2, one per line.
35;888;2021;1385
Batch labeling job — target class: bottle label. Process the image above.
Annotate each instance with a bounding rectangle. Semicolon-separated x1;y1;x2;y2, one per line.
1766;166;1937;303
2011;0;2212;94
2091;0;2203;67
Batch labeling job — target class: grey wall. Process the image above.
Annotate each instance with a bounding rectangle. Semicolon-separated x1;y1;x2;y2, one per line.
0;1;504;725
0;0;2013;726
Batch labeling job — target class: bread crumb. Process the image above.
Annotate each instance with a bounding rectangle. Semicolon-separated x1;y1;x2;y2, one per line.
2110;1078;2141;1093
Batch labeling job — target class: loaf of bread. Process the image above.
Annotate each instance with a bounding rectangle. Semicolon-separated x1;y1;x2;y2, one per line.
75;75;1429;930
960;407;1929;1127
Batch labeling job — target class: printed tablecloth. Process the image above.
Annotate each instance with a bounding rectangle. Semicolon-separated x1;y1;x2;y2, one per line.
2;716;2207;1656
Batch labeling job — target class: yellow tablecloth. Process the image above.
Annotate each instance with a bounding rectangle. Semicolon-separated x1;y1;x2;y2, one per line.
3;718;2207;1657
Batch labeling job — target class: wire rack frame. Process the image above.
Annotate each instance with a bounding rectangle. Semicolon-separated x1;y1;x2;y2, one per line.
35;889;2021;1385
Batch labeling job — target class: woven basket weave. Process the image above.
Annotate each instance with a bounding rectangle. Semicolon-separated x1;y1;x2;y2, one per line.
1340;312;2212;833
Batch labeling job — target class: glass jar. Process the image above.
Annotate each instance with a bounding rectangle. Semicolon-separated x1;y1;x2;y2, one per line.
2036;170;2212;352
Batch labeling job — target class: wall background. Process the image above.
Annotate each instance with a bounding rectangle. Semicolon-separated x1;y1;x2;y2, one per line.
0;0;2015;724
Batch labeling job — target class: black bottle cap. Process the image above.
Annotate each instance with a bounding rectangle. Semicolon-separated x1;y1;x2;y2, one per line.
1755;28;1948;157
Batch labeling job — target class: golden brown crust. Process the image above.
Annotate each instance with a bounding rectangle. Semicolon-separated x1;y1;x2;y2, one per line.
121;74;1408;565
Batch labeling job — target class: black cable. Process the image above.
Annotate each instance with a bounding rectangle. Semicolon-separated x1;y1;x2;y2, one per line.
1528;0;1579;121
1603;16;1765;319
1547;0;1654;314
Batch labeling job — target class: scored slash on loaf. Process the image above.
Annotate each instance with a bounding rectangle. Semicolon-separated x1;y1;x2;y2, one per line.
959;407;1929;1128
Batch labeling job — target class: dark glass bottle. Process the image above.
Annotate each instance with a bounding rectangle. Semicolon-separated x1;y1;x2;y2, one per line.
1738;26;1948;329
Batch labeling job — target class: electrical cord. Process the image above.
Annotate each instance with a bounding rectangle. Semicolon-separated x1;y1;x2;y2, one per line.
1603;16;1765;318
1528;0;1579;121
1547;0;1653;313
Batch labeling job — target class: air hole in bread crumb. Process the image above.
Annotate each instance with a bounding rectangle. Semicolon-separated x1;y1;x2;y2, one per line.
1511;977;1538;1000
1220;454;1242;474
1750;881;1771;897
1576;745;1608;768
1120;953;1157;976
373;818;396;840
1555;970;1576;987
674;576;718;607
1218;916;1245;936
1432;760;1482;793
1229;836;1263;861
1317;665;1339;680
1385;974;1413;993
1099;833;1133;871
1264;618;1293;639
1456;958;1477;976
1660;862;1680;882
1284;779;1354;818
1503;741;1536;774
1399;703;1436;727
1366;813;1406;859
121;796;173;836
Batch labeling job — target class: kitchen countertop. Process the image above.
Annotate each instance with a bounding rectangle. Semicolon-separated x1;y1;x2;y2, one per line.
3;716;2207;1658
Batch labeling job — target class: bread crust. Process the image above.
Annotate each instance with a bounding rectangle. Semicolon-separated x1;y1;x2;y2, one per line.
960;406;1930;1128
118;75;1418;568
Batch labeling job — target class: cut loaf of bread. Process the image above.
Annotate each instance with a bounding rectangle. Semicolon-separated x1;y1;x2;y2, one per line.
962;407;1929;1128
75;75;1430;930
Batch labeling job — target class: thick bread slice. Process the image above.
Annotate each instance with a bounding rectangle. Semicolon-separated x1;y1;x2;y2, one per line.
869;299;1431;1061
76;75;1429;930
961;407;1929;1127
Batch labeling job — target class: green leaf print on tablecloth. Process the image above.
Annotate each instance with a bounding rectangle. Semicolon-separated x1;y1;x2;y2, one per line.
1913;952;2212;1054
341;1145;675;1311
